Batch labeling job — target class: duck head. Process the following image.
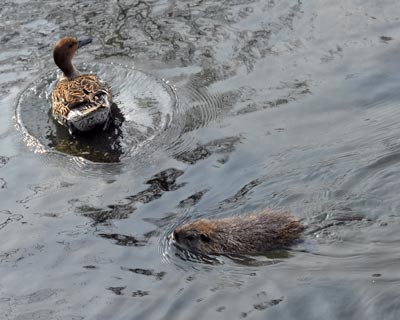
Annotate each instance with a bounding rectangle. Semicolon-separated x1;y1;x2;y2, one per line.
53;37;92;80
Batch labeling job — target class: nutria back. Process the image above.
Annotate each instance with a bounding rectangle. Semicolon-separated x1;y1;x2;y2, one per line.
173;209;303;255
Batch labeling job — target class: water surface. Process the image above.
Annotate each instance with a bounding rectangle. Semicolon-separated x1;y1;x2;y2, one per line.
1;0;400;319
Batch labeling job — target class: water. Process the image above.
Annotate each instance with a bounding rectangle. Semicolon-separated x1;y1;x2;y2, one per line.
1;0;400;319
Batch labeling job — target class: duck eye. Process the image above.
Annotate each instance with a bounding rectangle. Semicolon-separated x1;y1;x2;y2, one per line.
200;234;210;242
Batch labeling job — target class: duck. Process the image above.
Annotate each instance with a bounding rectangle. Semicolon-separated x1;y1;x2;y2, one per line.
51;37;112;135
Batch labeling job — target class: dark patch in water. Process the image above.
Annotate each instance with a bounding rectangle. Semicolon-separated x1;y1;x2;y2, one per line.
380;36;394;43
83;265;97;269
253;297;284;310
218;178;263;209
132;290;150;298
107;286;126;296
98;233;147;247
142;168;185;192
121;267;166;280
126;168;186;203
240;292;284;318
0;210;23;231
79;168;185;224
216;306;226;312
79;204;133;224
175;145;210;165
177;189;209;208
175;136;241;164
236;80;312;115
0;156;9;168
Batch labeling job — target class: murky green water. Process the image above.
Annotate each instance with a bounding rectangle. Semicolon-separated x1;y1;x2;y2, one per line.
2;0;400;319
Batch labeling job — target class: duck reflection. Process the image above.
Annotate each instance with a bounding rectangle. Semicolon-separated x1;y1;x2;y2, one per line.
46;103;125;163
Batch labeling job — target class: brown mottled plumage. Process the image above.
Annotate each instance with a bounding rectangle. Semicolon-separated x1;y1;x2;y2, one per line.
173;210;304;255
51;37;112;134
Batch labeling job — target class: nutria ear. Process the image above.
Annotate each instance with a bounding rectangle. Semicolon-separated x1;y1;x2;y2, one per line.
200;234;210;242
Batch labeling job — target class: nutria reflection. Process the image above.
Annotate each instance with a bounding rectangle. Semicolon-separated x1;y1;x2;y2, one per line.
173;210;303;255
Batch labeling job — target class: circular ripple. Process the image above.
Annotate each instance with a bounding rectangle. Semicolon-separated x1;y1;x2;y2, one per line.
15;63;223;171
16;63;175;164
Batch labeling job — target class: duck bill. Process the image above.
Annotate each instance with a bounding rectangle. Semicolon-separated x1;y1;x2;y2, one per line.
77;38;93;49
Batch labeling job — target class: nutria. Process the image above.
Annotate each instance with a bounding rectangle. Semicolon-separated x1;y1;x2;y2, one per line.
173;210;303;255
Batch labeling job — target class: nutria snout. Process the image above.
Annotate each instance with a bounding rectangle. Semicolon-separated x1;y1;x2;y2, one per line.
173;210;303;255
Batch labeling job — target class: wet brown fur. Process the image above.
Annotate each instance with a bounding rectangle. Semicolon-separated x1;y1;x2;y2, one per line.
173;210;304;255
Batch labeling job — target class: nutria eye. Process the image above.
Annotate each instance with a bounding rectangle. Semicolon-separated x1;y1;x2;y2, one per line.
200;234;210;242
69;44;73;48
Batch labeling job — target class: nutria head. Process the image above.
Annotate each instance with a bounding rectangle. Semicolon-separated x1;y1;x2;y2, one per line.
173;212;304;255
173;219;220;254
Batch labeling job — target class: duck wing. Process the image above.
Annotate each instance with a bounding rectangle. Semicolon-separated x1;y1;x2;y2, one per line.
51;74;112;125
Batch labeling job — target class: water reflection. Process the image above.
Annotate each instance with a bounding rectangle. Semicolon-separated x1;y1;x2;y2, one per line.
120;267;166;281
174;136;241;165
79;168;185;224
98;233;147;247
46;103;125;163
